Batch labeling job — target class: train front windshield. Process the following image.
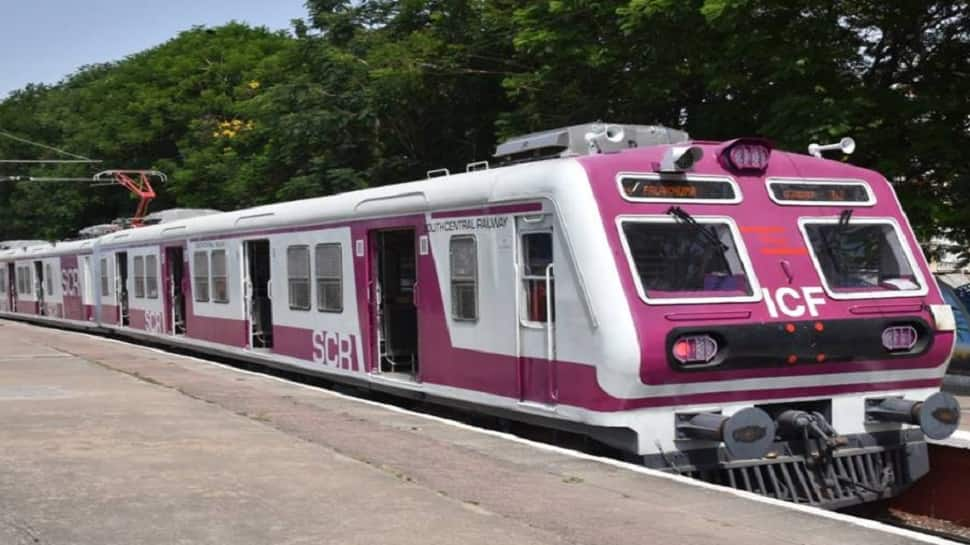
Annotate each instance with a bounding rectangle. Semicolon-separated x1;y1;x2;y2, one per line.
803;221;922;293
621;219;753;300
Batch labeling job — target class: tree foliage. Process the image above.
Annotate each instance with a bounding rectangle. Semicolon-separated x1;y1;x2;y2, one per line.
0;2;967;262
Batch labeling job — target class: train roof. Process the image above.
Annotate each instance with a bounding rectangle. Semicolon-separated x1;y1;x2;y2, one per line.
0;135;888;259
92;155;581;250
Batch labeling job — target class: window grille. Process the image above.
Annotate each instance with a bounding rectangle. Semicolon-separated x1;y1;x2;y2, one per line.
315;243;342;312
287;245;311;311
450;236;478;320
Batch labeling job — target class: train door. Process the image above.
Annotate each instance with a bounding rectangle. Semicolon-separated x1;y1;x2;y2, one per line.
516;215;557;405
33;261;45;315
371;228;420;379
116;252;130;326
5;263;13;310
244;239;273;349
165;246;186;335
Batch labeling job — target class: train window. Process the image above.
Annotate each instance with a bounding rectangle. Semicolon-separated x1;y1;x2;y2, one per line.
81;256;93;303
802;220;923;297
287;245;311;311
45;263;53;296
100;259;111;297
193;251;210;303
620;219;755;302
146;255;159;299
450;236;477;321
210;250;228;303
314;243;342;313
0;268;5;294
619;174;740;203
521;233;554;323
133;256;146;298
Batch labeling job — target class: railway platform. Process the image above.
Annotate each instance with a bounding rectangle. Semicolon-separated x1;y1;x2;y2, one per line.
0;319;945;545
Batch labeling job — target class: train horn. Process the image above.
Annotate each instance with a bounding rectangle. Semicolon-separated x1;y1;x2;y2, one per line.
866;392;961;440
808;137;855;158
676;407;776;460
584;124;626;153
604;124;625;143
659;145;704;172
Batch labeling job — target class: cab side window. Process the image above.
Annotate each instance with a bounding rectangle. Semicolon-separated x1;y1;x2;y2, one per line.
521;233;554;323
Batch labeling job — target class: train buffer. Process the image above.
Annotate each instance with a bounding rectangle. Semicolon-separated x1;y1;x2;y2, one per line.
0;319;948;545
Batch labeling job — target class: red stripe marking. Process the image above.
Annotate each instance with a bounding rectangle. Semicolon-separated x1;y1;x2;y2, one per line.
760;247;808;255
741;226;785;234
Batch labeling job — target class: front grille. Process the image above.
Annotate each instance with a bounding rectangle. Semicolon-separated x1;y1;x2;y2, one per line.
679;445;912;509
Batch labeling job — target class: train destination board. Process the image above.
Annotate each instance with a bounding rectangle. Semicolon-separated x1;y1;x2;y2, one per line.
620;176;737;201
768;181;872;204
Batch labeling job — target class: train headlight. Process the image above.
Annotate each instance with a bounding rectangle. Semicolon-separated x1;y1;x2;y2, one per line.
719;139;772;172
672;334;718;365
881;325;918;352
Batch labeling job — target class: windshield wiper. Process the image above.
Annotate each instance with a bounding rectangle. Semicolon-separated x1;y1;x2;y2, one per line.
820;209;853;275
666;206;728;253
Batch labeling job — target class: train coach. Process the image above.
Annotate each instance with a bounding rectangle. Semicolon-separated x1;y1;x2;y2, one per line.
0;122;961;509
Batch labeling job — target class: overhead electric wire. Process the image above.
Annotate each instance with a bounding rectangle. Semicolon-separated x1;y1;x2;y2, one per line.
0;127;101;163
0;159;101;164
0;176;102;183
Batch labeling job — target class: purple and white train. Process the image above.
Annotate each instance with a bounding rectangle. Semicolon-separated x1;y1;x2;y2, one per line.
0;123;961;508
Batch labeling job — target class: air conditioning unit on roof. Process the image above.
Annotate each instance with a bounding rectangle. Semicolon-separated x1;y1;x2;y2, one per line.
494;122;689;163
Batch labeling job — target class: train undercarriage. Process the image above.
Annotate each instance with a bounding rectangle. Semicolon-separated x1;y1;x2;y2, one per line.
640;394;960;509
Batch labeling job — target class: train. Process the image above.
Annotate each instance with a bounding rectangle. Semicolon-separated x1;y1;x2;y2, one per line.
0;122;962;509
938;272;970;372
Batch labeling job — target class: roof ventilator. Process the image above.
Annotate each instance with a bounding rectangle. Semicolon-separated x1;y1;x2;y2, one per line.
466;161;489;172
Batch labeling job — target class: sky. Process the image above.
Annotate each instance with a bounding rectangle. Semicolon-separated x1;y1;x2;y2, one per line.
0;0;309;98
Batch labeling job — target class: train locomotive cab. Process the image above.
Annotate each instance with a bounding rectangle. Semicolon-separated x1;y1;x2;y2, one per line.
565;127;960;508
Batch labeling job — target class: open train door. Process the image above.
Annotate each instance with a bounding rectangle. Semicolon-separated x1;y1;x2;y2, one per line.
164;246;186;335
368;224;429;381
6;263;14;311
33;261;45;316
115;252;130;326
516;215;557;405
244;239;273;349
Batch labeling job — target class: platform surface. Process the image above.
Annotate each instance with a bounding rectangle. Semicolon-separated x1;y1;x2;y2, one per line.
0;319;937;545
